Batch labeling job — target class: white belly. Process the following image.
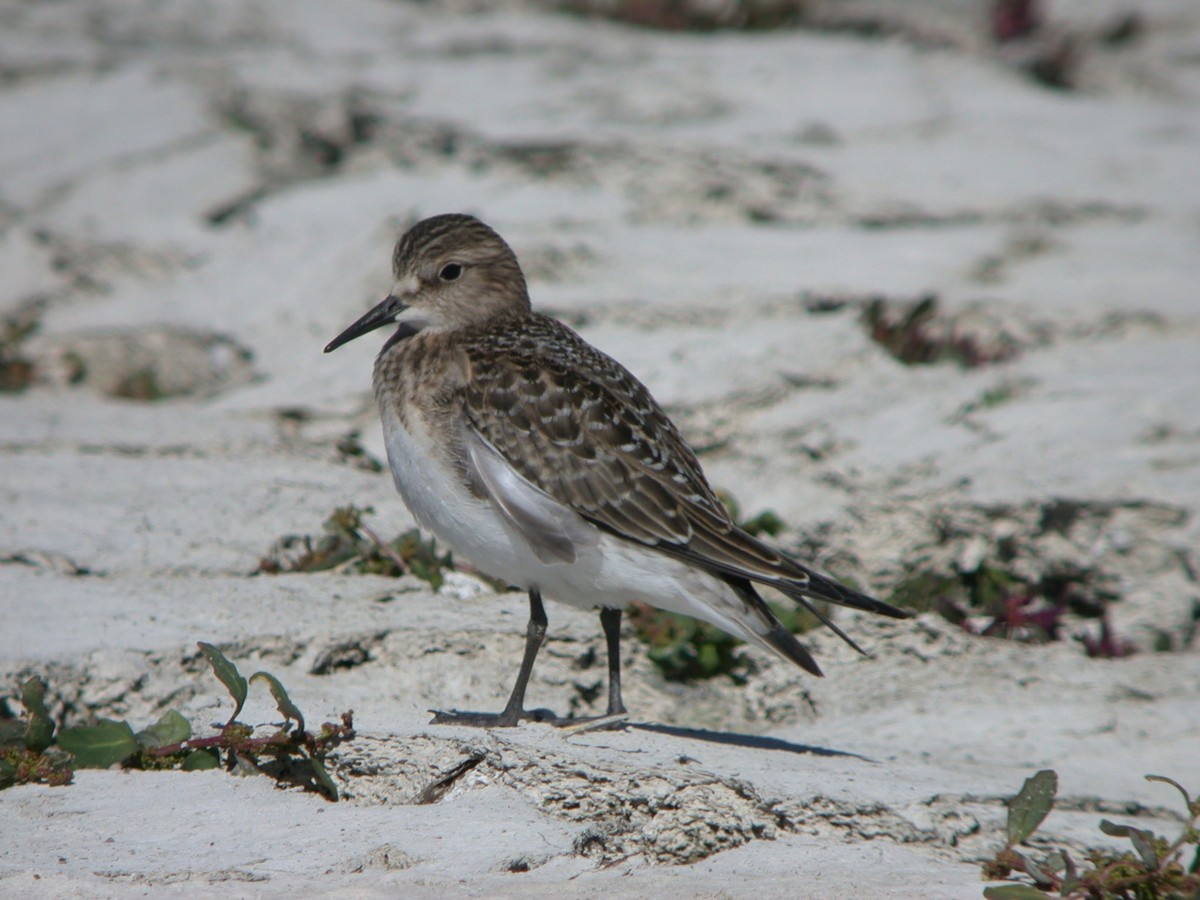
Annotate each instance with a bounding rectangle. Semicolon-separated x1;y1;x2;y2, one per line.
378;404;759;643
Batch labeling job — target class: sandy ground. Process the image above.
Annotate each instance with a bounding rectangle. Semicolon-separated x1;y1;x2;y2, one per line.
2;0;1199;896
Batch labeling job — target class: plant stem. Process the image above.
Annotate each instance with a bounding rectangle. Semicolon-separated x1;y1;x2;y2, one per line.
358;521;410;573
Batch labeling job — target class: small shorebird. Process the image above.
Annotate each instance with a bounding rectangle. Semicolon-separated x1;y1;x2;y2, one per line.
326;214;910;727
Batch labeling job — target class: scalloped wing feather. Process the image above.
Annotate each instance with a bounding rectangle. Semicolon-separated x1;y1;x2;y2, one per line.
459;314;910;623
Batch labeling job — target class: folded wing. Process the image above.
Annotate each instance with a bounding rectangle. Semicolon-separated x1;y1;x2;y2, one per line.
459;315;911;651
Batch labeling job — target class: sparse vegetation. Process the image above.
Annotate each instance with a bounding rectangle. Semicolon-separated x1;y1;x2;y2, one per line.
0;676;71;787
0;309;40;393
335;430;385;473
629;604;754;683
258;504;454;589
863;295;1020;368
951;379;1034;423
983;769;1200;899
1;644;353;800
888;555;1132;657
717;490;786;539
857;498;1188;658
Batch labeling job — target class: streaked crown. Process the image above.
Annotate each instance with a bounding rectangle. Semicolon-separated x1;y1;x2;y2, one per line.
391;214;531;331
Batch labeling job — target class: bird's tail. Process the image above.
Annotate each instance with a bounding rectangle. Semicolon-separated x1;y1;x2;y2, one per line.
773;568;911;659
724;577;825;676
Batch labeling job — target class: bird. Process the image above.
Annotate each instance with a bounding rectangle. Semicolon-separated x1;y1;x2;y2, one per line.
325;213;911;727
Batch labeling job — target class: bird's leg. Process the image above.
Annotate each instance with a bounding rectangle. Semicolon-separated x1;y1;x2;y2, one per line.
552;606;631;734
429;588;550;727
599;606;627;716
497;588;548;722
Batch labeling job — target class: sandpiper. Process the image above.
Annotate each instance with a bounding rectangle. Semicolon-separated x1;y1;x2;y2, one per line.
325;214;910;726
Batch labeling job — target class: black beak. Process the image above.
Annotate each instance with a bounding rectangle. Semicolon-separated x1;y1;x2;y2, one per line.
324;294;407;353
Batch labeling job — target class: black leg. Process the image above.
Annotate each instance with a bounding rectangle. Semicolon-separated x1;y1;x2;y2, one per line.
600;606;627;716
497;588;548;722
430;588;548;728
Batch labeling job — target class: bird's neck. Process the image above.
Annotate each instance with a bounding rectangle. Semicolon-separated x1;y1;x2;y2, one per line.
380;321;420;355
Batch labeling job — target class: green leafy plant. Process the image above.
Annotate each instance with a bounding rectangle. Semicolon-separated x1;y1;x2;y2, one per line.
714;491;786;539
888;558;1132;657
258;504;454;589
983;769;1200;899
0;676;72;788
335;429;385;473
628;604;754;683
2;644;354;800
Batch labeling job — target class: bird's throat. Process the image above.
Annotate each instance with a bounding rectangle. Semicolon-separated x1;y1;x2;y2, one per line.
381;321;420;354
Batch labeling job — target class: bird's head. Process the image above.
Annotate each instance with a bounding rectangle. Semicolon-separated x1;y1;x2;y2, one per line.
324;213;530;353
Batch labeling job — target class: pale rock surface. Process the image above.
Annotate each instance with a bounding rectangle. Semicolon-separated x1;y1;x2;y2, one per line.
2;1;1199;897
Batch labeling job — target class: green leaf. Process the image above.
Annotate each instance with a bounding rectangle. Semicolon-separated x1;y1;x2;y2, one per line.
1007;770;1057;846
0;757;17;788
0;719;24;745
1099;819;1159;867
1018;853;1056;889
57;719;139;768
983;887;1054;900
182;748;220;770
1040;850;1066;873
249;671;305;732
1145;774;1193;812
21;676;55;753
135;710;191;750
197;642;247;724
740;509;785;537
1128;829;1159;869
1099;818;1135;838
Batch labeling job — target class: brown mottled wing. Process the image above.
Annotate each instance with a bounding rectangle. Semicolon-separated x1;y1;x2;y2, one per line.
461;314;722;547
460;315;789;574
460;315;912;623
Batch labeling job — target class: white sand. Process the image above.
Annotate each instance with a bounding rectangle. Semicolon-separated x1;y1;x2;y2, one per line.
2;1;1199;896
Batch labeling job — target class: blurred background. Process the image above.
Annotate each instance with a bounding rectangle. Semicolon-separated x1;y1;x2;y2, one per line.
2;1;1199;891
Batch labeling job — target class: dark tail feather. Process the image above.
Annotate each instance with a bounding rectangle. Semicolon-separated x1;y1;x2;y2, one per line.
727;577;824;676
763;622;823;677
779;584;871;658
796;568;912;620
774;570;911;659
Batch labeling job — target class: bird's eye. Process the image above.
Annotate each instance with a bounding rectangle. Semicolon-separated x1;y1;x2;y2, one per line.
439;263;464;282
